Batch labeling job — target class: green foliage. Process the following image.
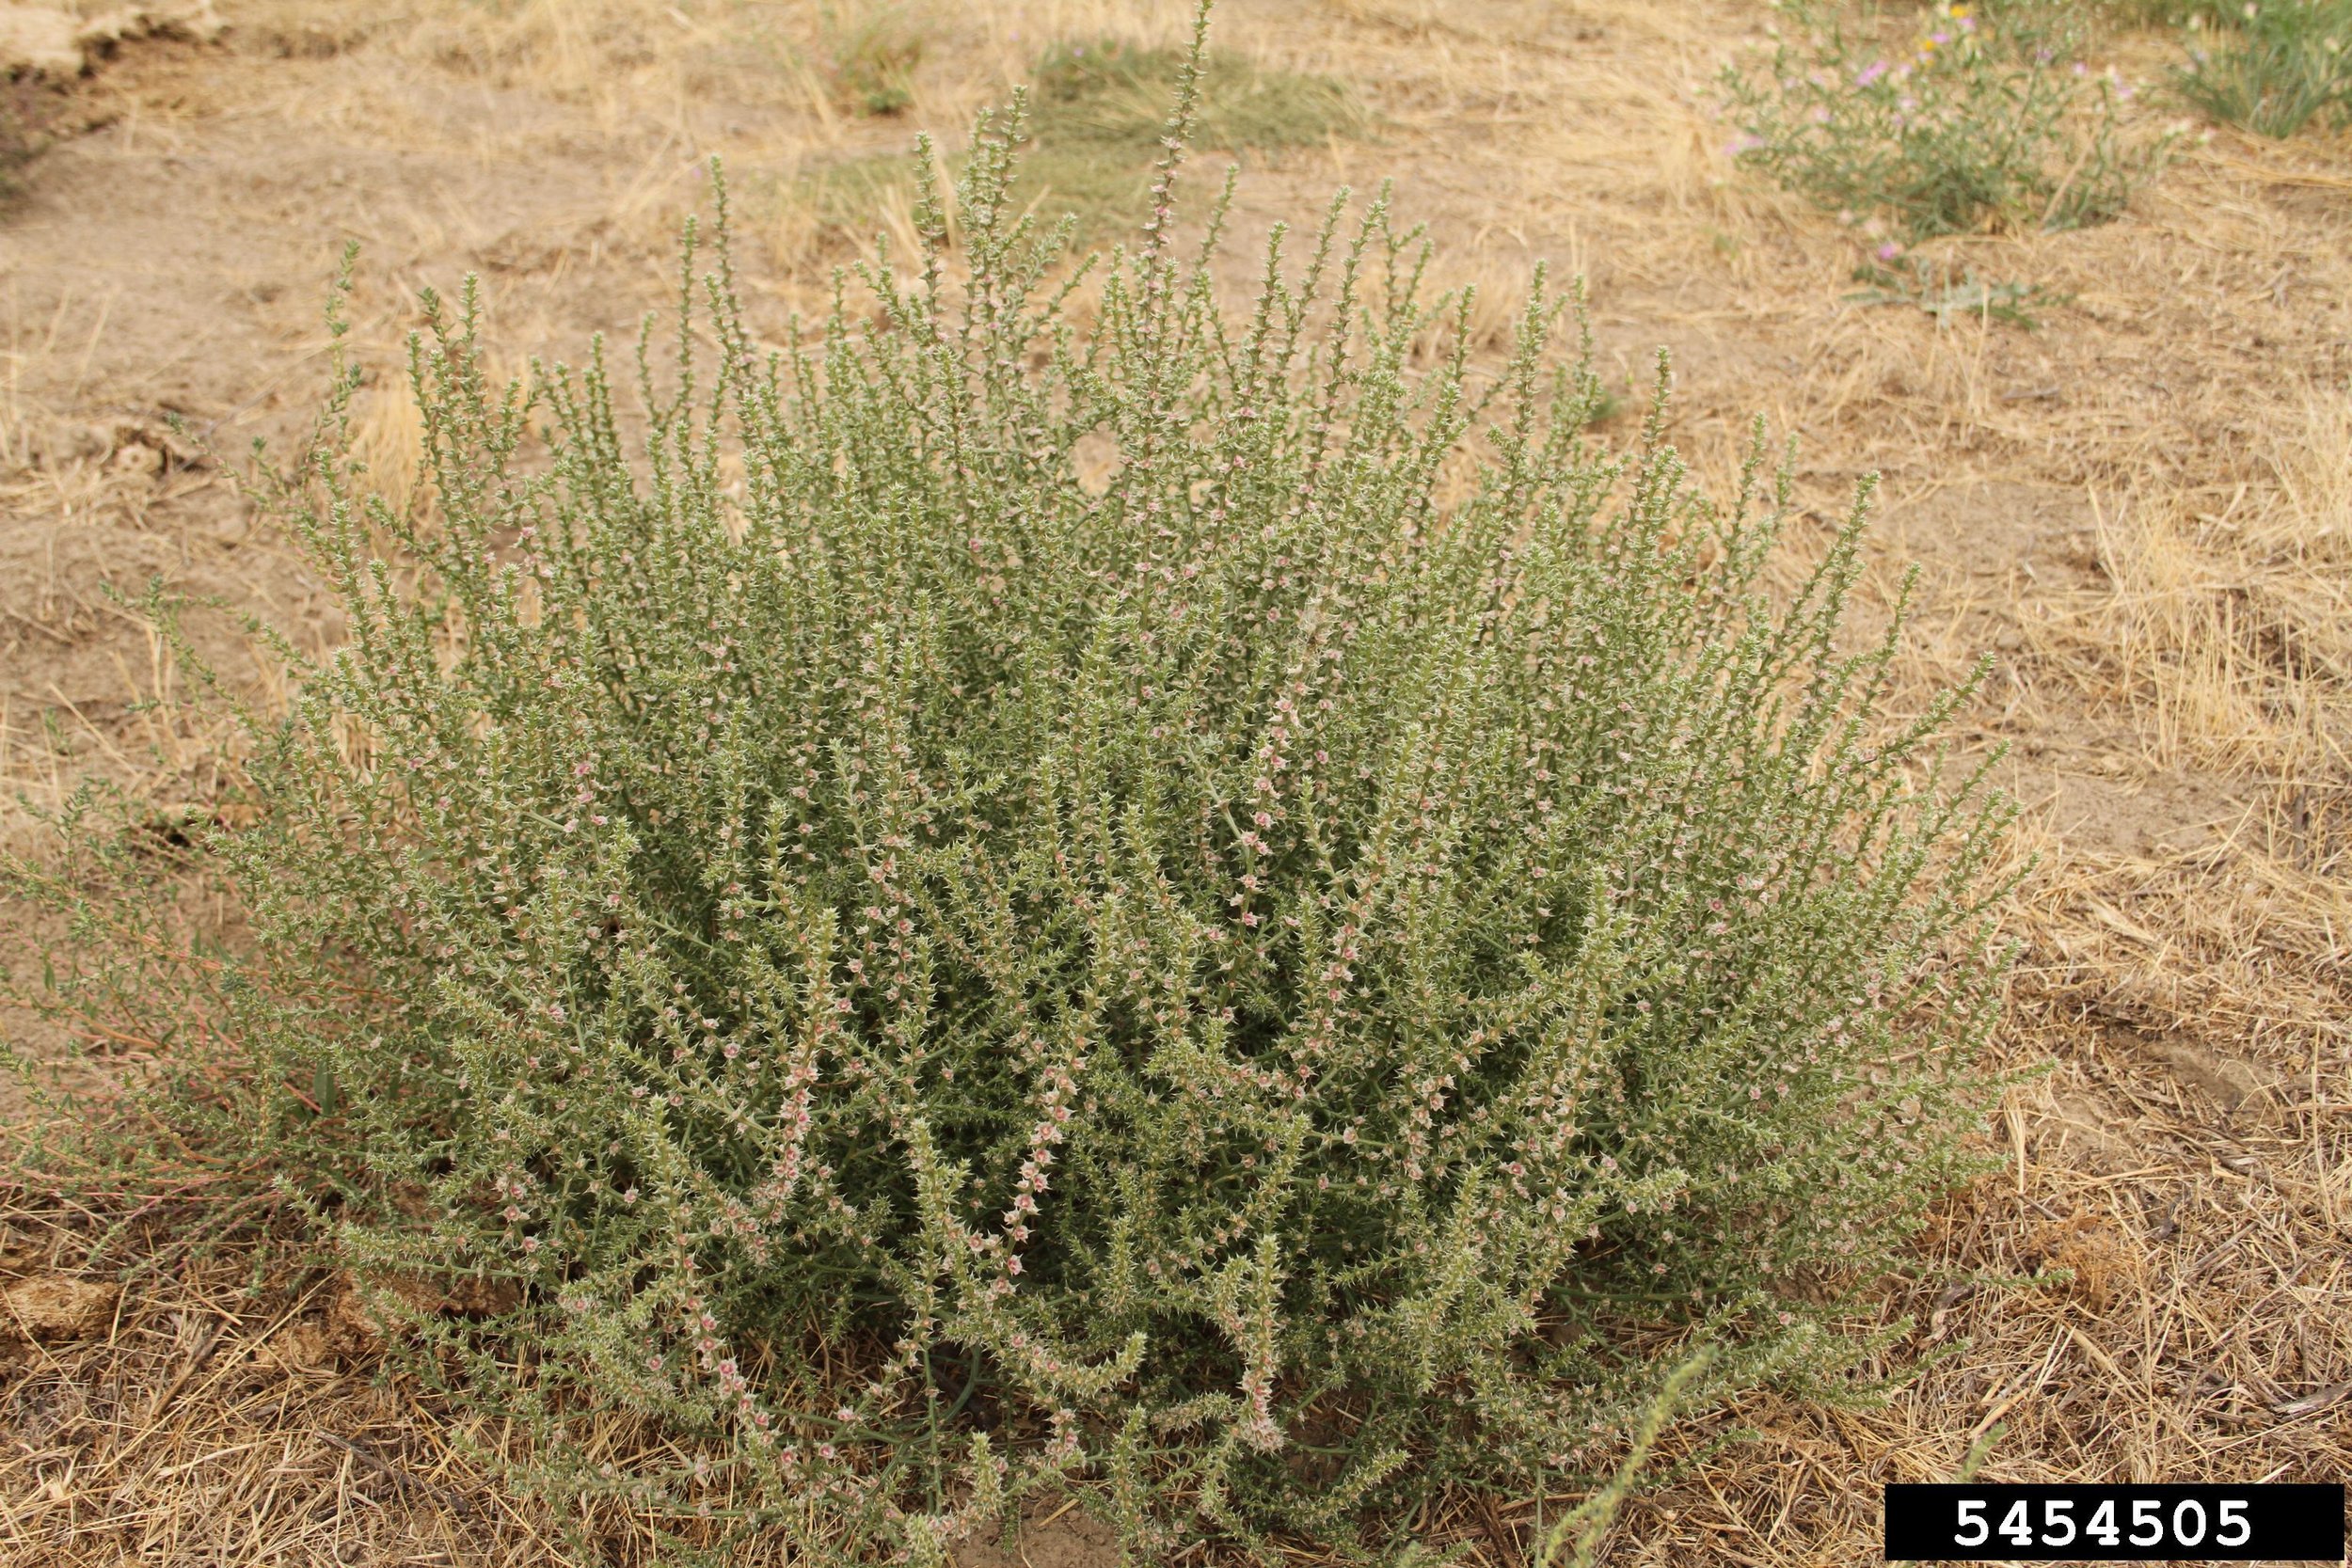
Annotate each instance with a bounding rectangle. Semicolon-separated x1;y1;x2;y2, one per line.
5;30;2012;1565
1720;0;2167;242
1847;252;2070;328
2170;0;2352;137
824;2;924;117
1533;1350;1711;1568
1;78;55;210
777;37;1361;265
1011;37;1364;240
2100;0;2212;24
787;148;917;241
1031;37;1363;153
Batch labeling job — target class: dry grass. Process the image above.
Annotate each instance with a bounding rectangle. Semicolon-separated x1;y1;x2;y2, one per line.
2;0;2348;1563
2006;386;2347;784
3;1221;534;1567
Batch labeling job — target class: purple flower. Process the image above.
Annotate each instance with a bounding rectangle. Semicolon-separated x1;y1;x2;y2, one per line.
1856;58;1889;87
1876;242;1903;262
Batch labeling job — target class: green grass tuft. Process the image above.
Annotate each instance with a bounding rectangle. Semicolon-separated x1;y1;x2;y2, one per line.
1010;39;1365;240
1;79;56;211
2101;0;2216;24
824;2;924;118
771;40;1364;265
2170;0;2352;137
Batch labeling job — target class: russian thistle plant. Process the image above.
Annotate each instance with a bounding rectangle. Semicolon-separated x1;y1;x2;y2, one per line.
6;30;2014;1564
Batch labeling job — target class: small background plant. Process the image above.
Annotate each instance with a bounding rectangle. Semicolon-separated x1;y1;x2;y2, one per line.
1;76;61;210
1003;36;1365;243
2169;0;2352;136
823;1;924;117
2099;0;2214;22
1721;0;2167;242
1847;250;2073;327
776;35;1362;262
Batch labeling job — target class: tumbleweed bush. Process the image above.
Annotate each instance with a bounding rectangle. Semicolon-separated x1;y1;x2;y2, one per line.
6;43;2015;1565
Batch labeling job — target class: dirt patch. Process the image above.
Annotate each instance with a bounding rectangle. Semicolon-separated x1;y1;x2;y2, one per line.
953;1505;1121;1568
1;1273;118;1341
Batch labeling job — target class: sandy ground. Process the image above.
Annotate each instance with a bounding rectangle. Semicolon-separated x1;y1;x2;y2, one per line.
1;0;2346;1562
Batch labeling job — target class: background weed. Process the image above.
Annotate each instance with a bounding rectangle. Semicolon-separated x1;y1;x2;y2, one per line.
1010;38;1364;239
766;38;1364;265
1721;0;2169;241
775;150;930;263
0;78;59;211
823;1;924;118
2100;0;2217;23
1847;251;2072;327
2171;0;2352;136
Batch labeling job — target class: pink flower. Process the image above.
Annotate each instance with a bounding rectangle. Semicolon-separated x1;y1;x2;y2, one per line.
1855;59;1889;87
